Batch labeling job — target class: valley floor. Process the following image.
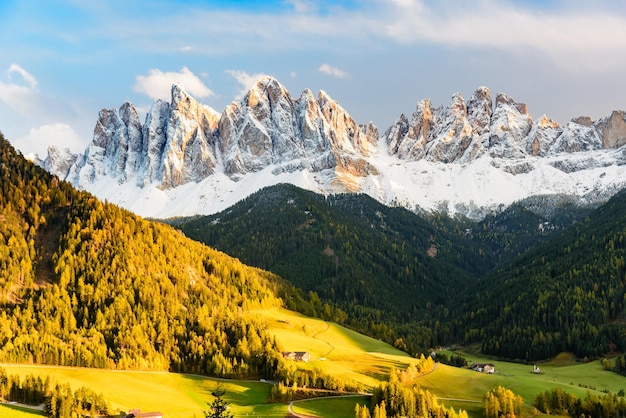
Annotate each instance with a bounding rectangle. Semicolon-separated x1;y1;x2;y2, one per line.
2;311;625;418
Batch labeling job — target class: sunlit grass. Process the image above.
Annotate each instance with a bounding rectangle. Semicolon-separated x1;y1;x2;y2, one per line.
291;395;371;418
246;307;414;389
0;364;281;418
421;350;626;406
0;404;45;418
0;307;410;418
3;308;625;418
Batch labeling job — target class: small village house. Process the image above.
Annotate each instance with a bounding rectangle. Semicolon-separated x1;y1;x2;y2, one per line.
126;409;163;418
469;363;495;374
282;351;311;362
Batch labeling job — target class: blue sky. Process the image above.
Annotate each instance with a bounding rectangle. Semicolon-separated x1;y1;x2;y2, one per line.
1;0;625;156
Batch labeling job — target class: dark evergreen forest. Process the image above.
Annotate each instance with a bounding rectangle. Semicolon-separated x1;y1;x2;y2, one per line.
177;183;625;361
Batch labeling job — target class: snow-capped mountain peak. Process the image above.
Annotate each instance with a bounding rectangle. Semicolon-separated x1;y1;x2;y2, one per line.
42;78;626;220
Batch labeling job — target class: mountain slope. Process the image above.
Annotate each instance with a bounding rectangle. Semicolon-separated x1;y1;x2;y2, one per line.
41;78;626;220
455;189;626;360
178;183;477;305
0;133;288;377
175;182;606;357
175;183;590;353
468;194;595;267
10;124;626;363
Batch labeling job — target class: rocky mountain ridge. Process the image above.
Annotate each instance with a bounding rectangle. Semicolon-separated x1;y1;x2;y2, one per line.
383;87;626;162
42;76;626;219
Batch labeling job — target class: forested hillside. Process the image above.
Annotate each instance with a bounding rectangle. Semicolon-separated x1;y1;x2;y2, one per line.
176;184;581;354
176;184;481;353
457;188;626;360
470;196;593;267
176;183;616;360
0;133;287;378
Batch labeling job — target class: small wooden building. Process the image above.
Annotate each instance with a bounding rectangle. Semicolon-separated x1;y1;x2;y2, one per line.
469;363;495;374
282;351;311;362
126;409;163;418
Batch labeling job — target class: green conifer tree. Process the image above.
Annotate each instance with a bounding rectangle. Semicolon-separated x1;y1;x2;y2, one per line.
204;387;233;418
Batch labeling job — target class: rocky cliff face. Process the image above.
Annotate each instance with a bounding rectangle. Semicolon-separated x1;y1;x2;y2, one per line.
65;84;222;190
597;111;626;149
160;84;221;188
220;77;298;176
42;145;77;179
219;78;377;189
81;102;143;182
42;78;626;219
139;100;169;186
383;87;626;165
56;76;378;194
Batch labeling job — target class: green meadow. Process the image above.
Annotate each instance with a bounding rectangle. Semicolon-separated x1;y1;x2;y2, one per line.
291;395;372;418
417;350;626;416
3;308;626;417
0;404;45;418
0;365;283;417
246;307;415;389
428;350;626;402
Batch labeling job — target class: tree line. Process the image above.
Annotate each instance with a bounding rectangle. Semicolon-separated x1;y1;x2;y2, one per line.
0;366;109;417
353;356;468;418
534;387;626;417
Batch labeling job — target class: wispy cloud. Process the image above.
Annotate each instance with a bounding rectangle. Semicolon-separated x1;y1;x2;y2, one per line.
133;67;214;101
225;70;270;98
48;1;626;73
7;64;37;90
0;64;39;115
318;63;349;79
284;0;318;14
0;63;87;156
382;0;626;71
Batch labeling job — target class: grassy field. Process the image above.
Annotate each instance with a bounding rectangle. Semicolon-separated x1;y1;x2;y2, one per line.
246;307;415;390
291;395;372;418
0;307;412;418
256;307;626;417
3;308;626;418
0;364;287;417
418;349;626;412
0;404;45;418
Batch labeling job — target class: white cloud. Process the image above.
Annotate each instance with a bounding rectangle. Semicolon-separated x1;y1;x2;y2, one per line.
0;64;87;157
133;67;214;101
382;0;626;71
284;0;317;14
225;70;270;98
0;64;39;115
318;63;349;79
16;123;84;158
8;64;37;90
41;1;626;75
390;0;422;9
